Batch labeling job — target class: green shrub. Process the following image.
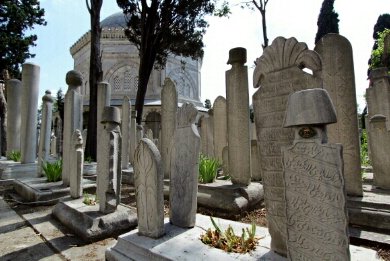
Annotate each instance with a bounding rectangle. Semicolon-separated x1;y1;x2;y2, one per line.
42;159;62;182
199;154;220;184
360;129;371;166
83;193;98;205
369;28;390;71
7;150;21;162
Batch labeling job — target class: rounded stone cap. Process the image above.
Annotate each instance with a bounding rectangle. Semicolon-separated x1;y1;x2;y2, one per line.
66;70;83;86
227;47;247;65
101;106;121;124
283;88;337;127
42;90;54;103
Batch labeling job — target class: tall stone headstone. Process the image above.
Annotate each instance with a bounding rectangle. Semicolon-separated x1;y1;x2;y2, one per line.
134;138;164;238
199;112;214;157
315;33;362;196
129;110;137;165
251;140;261;181
38;91;54;175
170;103;200;228
282;88;350;261
50;135;57;157
226;48;251;185
6;79;22;154
98;106;122;214
70;129;84;199
213;96;227;162
252;37;322;255
97;82;111;166
20;63;40;163
161;78;178;179
121;96;131;169
62;70;83;186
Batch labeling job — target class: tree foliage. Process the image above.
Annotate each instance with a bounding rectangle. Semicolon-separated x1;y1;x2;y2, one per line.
368;14;390;76
117;0;224;124
0;0;46;80
369;29;390;71
314;0;339;44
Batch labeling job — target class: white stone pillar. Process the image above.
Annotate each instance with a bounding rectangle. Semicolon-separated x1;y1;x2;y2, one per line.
70;129;84;198
97;82;111;166
213;96;227;162
121;96;131;169
6;79;22;155
20;63;40;163
129;110;137;165
38;90;54;175
226;48;251;185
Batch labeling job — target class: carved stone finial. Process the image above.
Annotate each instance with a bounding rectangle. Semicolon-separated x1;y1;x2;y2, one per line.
66;70;83;86
42;90;54;103
101;106;121;125
227;47;247;65
73;129;83;147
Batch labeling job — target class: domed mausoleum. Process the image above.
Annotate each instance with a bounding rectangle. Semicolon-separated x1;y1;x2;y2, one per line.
69;12;204;137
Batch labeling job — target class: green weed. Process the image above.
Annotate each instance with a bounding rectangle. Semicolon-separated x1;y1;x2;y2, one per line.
199;154;220;184
7;150;21;162
42;159;62;182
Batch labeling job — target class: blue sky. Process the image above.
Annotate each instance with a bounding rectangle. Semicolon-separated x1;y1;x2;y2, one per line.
27;0;389;112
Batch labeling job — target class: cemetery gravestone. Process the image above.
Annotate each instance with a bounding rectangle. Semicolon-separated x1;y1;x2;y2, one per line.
121;96;131;169
6;79;22;154
38;90;54;175
70;129;84;198
213;96;227;162
199;113;214;158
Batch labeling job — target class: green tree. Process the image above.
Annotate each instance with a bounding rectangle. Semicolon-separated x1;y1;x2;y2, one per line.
368;14;390;76
242;0;270;49
369;29;390;71
204;99;212;109
85;0;103;161
314;0;339;44
0;0;46;80
54;89;64;122
117;0;226;124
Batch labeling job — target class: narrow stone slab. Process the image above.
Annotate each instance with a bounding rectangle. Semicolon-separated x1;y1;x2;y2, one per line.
52;198;137;241
0;161;38;179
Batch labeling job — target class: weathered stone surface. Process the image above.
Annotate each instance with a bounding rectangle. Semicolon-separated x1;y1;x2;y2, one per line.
199;113;214;157
315;33;362;196
170;103;200;228
38;91;54;175
121;96;131;169
98;106;122;214
367;68;390;127
251;140;261;181
70;129;84;199
50;135;57;157
222;146;229;176
134;138;164;238
62;70;83;186
129;110;137;165
20;63;40;164
161;78;177;179
6;79;22;154
145;128;153;140
97;82;111;171
213;96;227;162
226;47;251;186
252;37;322;255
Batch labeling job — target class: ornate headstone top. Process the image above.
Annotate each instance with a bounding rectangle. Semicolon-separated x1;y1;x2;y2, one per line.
101;106;121;124
283;88;337;127
72;129;83;147
66;70;83;86
42;90;54;103
227;47;247;65
177;103;198;128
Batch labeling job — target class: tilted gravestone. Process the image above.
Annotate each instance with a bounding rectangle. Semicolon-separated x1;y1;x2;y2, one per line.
213;96;227;163
252;37;322;255
38;90;54;175
161;78;177;179
134;138;164;238
169;103;200;228
315;33;362;196
62;70;83;186
70;129;84;199
282;88;350;261
98;106;122;214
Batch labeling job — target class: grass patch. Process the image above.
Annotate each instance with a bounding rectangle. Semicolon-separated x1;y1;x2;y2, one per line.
42;159;62;182
199;154;220;184
7;150;21;162
360;129;370;166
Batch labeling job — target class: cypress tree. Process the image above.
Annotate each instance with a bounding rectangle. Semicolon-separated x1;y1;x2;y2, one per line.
315;0;339;44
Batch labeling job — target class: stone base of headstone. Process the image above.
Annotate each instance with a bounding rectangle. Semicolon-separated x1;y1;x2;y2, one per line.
83;162;97;176
163;180;263;215
13;177;96;202
53;198;137;241
105;214;378;261
0;161;38;180
121;167;134;185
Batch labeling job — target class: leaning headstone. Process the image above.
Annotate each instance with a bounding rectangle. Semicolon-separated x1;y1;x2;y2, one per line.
6;79;22;154
199;112;214;157
98;106;122;214
161;78;178;179
62;70;83;186
70;129;84;199
134;138;164;238
226;47;251;185
282;88;350;261
20;63;40;163
121;96;131;169
213;96;227;162
315;33;362;196
252;37;322;255
38;91;54;175
170;103;200;228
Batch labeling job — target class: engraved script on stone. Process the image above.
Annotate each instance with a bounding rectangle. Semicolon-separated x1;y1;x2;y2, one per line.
252;37;322;255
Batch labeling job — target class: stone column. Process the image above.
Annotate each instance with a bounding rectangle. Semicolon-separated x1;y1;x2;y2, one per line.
121;96;131;169
50;135;57;157
20;63;40;163
315;34;362;196
38;91;54;175
97;82;111;166
62;70;83;186
98;106;122;214
70;129;84;199
161;78;177;179
251;140;261;181
134;138;164;238
6;79;22;154
213;96;227;162
226;48;251;185
129;110;137;165
199;112;214;157
170;103;200;228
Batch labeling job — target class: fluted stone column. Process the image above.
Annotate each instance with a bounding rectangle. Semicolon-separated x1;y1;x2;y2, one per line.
6;79;22;154
38;91;54;175
20;63;40;163
225;48;251;185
